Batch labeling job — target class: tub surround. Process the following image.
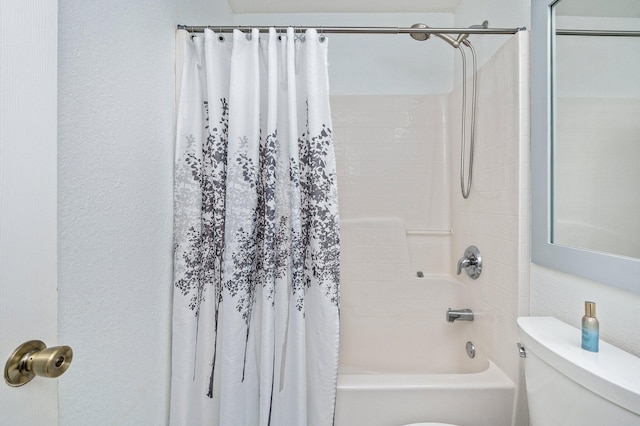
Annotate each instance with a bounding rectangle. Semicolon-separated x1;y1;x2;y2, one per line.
449;32;530;385
333;31;528;426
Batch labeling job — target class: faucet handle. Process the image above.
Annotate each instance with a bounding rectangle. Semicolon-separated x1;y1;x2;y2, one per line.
456;257;471;275
457;245;482;279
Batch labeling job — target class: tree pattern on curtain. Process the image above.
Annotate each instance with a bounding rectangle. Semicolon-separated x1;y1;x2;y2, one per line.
174;97;340;381
171;27;340;426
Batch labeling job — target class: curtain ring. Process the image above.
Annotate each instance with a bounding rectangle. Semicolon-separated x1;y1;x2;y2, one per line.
237;26;251;40
319;26;326;43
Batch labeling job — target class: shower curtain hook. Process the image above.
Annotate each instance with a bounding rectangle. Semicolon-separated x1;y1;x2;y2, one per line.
319;26;326;43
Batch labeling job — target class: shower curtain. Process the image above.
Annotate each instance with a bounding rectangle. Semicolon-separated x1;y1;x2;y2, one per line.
170;28;340;426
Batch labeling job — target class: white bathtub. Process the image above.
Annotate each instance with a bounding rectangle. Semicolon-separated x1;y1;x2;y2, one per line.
335;277;516;426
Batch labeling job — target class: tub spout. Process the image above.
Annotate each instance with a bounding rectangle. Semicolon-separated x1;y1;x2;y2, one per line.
447;308;474;322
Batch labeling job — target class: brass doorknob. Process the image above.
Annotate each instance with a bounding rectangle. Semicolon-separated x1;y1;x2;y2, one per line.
4;340;73;387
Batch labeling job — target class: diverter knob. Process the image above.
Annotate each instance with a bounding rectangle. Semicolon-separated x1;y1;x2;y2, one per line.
4;340;73;387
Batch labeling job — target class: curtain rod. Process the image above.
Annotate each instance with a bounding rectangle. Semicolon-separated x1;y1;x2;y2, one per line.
556;29;640;37
176;24;525;35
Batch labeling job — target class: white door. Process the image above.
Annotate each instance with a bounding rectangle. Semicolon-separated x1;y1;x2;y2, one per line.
0;1;60;424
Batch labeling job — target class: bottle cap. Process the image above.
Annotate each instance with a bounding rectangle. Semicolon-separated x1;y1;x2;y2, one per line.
585;301;596;317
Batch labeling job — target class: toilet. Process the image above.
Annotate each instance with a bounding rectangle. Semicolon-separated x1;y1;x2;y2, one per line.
402;424;458;426
518;317;640;425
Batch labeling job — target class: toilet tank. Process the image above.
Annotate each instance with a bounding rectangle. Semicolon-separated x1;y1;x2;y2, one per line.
517;317;640;426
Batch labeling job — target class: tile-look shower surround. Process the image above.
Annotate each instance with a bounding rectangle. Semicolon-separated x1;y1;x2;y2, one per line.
331;95;452;278
331;95;458;370
449;31;530;408
332;31;529;383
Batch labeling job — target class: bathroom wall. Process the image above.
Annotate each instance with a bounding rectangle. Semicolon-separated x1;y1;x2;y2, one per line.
57;0;194;424
531;265;640;357
178;0;234;24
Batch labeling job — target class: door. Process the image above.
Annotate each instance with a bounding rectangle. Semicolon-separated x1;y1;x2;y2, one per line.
0;0;59;424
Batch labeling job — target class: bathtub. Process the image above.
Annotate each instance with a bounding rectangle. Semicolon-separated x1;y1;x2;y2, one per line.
335;276;516;426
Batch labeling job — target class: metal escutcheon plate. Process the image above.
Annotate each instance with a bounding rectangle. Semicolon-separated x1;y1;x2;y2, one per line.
4;340;46;387
465;245;482;279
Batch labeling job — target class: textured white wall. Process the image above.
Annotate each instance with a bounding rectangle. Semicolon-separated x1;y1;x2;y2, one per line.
57;0;178;424
531;265;640;357
178;0;233;25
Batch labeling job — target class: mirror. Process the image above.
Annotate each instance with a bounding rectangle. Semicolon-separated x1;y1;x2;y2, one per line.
531;0;640;294
552;0;640;259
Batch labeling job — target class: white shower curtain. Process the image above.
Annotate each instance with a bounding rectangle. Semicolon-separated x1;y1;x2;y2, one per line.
171;28;340;426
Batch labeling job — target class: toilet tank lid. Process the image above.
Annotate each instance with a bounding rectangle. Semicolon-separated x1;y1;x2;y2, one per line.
517;316;640;416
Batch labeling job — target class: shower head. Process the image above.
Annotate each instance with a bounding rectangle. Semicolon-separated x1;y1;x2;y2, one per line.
410;23;431;41
410;23;464;48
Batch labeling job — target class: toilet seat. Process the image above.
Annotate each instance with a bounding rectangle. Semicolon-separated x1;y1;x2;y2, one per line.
402;423;458;426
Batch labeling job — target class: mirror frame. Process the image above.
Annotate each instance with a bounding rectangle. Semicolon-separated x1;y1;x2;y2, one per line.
531;0;640;295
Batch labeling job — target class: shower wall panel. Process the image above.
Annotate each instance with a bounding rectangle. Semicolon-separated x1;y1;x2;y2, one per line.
331;94;451;279
448;32;530;385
